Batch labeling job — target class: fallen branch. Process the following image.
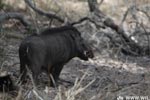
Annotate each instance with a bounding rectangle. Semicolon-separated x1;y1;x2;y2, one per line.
71;17;105;29
24;0;64;23
87;0;150;56
0;12;32;30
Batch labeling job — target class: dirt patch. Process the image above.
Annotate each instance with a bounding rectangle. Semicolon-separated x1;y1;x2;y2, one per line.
0;36;150;100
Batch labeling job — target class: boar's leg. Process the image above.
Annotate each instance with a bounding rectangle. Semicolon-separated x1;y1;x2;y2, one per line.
50;64;64;86
19;62;27;84
29;63;42;85
52;64;64;81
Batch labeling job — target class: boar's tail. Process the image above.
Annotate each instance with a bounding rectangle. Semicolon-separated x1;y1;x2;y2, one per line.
19;42;31;65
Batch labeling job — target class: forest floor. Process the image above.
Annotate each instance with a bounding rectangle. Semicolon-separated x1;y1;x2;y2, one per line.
0;0;150;99
0;33;150;100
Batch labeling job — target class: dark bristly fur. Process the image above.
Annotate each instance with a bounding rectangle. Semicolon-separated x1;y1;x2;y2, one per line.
0;75;14;92
19;25;94;86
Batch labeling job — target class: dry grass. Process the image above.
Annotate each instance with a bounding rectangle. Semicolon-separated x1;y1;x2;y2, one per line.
54;72;95;100
0;0;150;100
2;70;95;100
0;46;150;100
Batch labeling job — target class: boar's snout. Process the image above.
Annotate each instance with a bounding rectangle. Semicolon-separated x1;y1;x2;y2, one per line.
84;49;94;59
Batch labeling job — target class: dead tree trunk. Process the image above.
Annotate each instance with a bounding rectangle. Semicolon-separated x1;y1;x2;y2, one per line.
87;0;150;56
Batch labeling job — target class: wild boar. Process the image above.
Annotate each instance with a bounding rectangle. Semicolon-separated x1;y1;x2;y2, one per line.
19;25;94;86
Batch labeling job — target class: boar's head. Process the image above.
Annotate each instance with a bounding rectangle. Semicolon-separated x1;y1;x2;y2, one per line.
71;31;94;61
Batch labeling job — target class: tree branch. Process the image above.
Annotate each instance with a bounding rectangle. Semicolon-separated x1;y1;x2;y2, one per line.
87;0;150;56
0;12;32;30
71;17;105;29
24;0;64;23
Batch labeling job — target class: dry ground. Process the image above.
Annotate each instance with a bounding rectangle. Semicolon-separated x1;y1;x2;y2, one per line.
0;33;150;100
0;0;150;100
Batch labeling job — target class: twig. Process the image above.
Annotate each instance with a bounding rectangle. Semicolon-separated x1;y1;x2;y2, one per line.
71;17;105;29
26;65;37;89
136;8;150;22
50;74;57;88
140;22;150;55
120;7;130;26
32;89;44;100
